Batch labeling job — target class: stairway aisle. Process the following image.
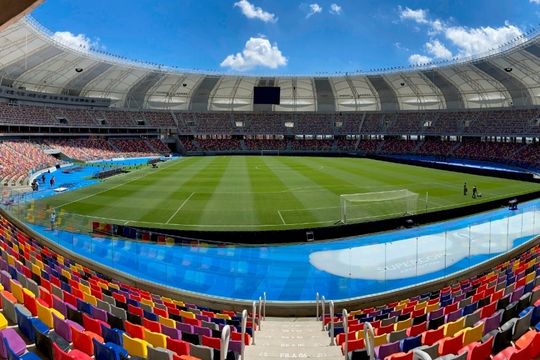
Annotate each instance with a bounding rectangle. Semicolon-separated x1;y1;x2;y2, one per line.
245;317;343;360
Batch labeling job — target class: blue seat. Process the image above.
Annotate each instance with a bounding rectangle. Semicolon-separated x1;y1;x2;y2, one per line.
92;338;128;360
143;310;158;321
101;324;124;346
462;302;478;316
400;335;422;353
76;299;92;315
15;306;47;343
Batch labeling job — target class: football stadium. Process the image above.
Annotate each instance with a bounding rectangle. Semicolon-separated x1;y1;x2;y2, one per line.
2;1;540;359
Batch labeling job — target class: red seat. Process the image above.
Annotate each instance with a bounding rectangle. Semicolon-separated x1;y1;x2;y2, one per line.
343;338;365;354
376;323;394;336
167;338;191;356
406;321;426;337
515;330;540;359
422;327;445;346
71;326;102;356
458;336;493;360
124;321;145;339
480;301;497;319
231;331;251;345
336;332;356;346
438;334;464;356
201;335;221;350
143;318;161;333
52;342;92;360
82;313;108;337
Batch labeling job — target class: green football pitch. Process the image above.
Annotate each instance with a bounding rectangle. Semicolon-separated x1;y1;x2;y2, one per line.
32;156;540;231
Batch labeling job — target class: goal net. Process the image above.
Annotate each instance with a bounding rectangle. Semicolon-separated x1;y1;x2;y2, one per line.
340;189;419;224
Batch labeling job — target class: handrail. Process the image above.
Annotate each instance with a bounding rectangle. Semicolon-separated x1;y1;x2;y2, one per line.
412;349;433;360
258;296;262;330
321;296;326;331
363;322;375;360
342;308;348;359
240;309;247;360
251;301;257;345
263;292;267;320
220;325;231;360
329;300;336;346
316;292;320;319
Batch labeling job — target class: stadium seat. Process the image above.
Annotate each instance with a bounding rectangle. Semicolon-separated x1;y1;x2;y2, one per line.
123;333;151;358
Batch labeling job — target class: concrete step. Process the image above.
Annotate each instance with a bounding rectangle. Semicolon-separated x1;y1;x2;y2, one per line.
245;317;343;360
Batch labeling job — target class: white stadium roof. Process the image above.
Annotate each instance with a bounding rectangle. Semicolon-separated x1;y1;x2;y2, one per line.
1;16;540;112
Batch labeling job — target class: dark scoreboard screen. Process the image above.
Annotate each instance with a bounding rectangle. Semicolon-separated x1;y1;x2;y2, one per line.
253;86;281;105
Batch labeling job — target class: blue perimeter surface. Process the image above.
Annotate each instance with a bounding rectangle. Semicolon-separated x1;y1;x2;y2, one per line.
15;158;540;302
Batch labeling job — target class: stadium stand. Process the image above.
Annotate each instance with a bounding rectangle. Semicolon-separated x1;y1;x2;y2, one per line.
325;242;540;360
0;213;255;360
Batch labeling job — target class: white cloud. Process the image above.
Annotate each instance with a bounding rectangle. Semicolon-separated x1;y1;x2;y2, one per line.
307;3;323;18
425;39;452;59
444;23;523;57
220;36;287;71
399;7;428;24
530;0;540;4
234;0;277;23
52;31;100;52
399;5;524;62
330;3;342;15
409;54;432;65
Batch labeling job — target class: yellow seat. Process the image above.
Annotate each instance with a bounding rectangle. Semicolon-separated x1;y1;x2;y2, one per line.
373;333;388;347
123;333;150;358
141;298;153;307
36;301;53;328
414;302;427;311
426;303;440;313
459;323;484;346
0;313;8;330
179;310;195;319
83;293;97;306
158;316;176;328
526;272;535;284
143;329;166;348
443;317;465;337
394;318;412;332
79;284;90;295
9;280;23;303
215;313;231;320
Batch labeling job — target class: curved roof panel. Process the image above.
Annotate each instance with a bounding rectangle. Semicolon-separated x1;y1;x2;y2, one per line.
1;17;540;112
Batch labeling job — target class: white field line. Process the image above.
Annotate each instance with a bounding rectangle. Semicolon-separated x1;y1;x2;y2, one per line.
277;210;287;225
53;159;179;209
166;192;195;224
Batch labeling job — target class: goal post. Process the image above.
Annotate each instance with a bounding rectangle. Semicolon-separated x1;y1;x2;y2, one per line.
340;189;419;224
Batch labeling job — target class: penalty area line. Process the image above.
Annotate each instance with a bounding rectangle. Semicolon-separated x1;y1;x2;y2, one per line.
166;192;195;224
277;210;287;225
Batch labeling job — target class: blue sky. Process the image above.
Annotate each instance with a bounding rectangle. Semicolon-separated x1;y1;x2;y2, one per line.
31;0;540;75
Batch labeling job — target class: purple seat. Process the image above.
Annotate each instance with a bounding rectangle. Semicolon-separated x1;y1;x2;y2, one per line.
52;296;67;317
428;308;444;321
375;340;401;360
177;323;194;334
53;313;72;342
480;310;503;335
445;308;463;323
453;293;465;302
91;306;108;322
196;314;210;322
389;310;401;318
511;286;525;303
0;271;11;291
194;326;211;337
0;328;26;358
228;340;242;354
162;325;182;340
